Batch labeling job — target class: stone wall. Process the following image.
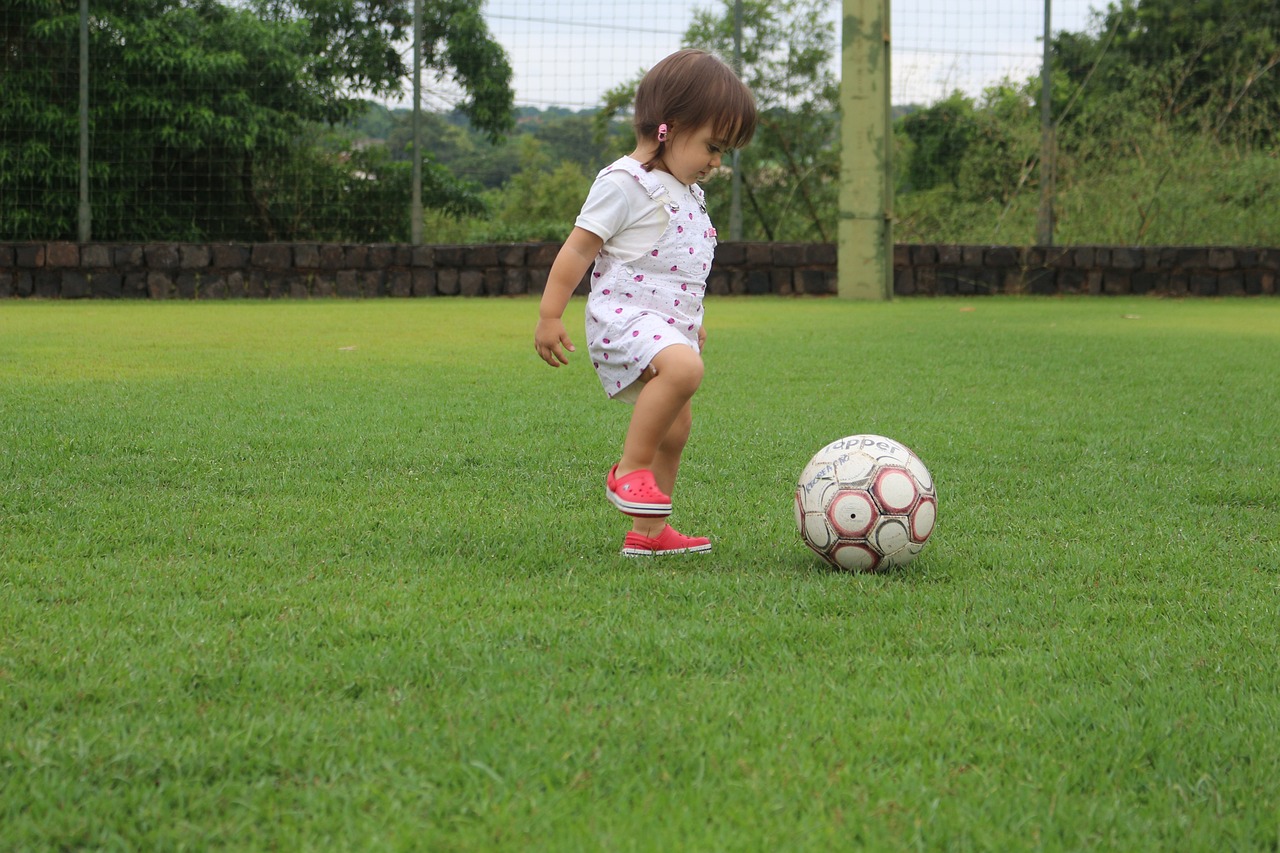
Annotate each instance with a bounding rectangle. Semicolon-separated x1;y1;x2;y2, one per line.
896;245;1279;297
1;241;1276;299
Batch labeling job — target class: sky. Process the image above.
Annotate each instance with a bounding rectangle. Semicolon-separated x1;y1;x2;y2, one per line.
441;0;1105;112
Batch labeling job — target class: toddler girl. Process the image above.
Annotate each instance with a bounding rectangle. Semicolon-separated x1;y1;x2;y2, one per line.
534;49;757;556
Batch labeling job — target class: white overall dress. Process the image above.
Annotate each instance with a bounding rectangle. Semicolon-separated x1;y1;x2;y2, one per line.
585;159;717;403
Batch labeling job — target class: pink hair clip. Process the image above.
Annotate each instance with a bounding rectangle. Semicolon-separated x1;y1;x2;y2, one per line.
657;123;669;142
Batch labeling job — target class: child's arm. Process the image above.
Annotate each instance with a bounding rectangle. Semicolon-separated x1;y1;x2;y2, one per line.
534;227;605;368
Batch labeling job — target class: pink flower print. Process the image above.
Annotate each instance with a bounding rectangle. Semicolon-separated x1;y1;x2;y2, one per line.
603;337;611;344
632;330;640;337
602;289;611;295
654;335;663;341
634;275;644;282
667;318;675;325
670;265;679;272
615;308;623;314
617;381;622;388
593;271;602;278
674;299;680;306
688;324;695;331
677;226;684;234
593;361;599;368
688;247;695;254
688;212;694;220
603;353;610;360
651;250;659;256
681;284;688;291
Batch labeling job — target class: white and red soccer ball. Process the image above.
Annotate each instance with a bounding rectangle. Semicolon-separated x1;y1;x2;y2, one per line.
795;434;937;572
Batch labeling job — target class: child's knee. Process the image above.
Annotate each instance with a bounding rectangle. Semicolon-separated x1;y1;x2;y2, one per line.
652;345;704;395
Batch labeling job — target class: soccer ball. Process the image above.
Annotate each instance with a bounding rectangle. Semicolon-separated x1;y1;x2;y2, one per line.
795;434;937;572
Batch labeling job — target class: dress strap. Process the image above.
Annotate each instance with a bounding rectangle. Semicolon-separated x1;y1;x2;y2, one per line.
601;159;681;212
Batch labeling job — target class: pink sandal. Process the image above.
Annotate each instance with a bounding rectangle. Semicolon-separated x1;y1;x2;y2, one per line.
606;464;672;517
622;524;712;556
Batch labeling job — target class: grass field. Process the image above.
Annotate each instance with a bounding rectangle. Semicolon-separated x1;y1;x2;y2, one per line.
2;295;1278;851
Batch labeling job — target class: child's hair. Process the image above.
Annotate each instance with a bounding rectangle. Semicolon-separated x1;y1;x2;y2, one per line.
634;49;757;172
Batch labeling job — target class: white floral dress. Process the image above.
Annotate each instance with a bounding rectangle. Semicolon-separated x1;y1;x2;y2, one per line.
585;159;717;403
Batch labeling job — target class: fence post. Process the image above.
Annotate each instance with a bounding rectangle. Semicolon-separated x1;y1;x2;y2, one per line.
78;0;91;242
838;0;892;300
410;0;424;244
1036;0;1055;246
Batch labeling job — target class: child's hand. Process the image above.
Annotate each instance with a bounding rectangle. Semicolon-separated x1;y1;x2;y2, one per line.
535;318;576;367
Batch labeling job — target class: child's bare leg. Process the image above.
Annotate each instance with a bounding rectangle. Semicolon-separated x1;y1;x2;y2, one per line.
630;401;693;538
617;345;701;537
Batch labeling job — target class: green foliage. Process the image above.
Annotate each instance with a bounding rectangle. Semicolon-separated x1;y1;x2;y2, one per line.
894;0;1280;246
0;0;512;240
685;0;839;241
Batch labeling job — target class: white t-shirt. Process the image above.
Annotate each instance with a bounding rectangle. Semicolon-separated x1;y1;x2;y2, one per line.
575;157;689;262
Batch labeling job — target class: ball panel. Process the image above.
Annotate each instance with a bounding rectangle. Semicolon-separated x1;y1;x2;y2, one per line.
872;466;919;513
911;496;937;542
831;542;880;572
827;490;877;538
872;517;910;556
802;511;836;551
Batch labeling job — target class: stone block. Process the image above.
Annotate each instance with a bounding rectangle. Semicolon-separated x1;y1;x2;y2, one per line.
61;271;90;298
466;245;500;268
179;244;211;268
212;244;250;268
1111;248;1142;270
34;271;60;297
16;245;45;267
771;243;803;268
909;244;937;265
985;247;1018;267
318;245;345;270
807;243;836;265
176;272;200;298
1208;248;1235;271
408;245;433;267
388;269;413;297
714;242;746;265
89;272;123;298
145;244;179;269
502;268;526;295
252;244;292;269
293;244;320;268
81;244;111;267
147;271;174;298
498;244;528;267
460;270;485;296
47;242;79;267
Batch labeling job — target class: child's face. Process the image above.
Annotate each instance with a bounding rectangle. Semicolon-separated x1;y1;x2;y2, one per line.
662;123;732;185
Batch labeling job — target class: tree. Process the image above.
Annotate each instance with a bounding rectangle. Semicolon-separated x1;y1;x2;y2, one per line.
1052;0;1280;145
591;0;839;242
684;0;840;242
0;0;514;240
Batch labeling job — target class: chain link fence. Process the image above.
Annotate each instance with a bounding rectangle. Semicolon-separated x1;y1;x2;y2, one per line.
3;0;1276;245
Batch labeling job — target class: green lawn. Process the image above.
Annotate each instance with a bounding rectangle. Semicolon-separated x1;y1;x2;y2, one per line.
2;296;1278;850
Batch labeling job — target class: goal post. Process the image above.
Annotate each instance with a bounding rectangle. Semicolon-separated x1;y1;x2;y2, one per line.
838;0;893;300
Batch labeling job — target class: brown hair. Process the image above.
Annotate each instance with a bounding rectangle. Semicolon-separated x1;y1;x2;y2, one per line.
634;49;757;171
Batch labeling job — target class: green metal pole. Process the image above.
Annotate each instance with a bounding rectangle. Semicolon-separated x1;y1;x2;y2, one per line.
411;0;423;244
838;0;892;300
1036;0;1055;246
78;0;91;242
